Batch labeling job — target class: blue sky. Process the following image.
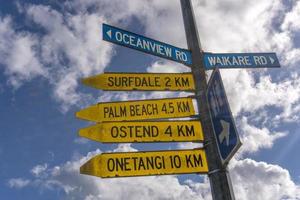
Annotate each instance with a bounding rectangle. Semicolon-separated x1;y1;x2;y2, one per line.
0;0;300;200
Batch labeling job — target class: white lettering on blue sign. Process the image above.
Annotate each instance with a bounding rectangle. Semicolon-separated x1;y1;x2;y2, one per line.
204;53;280;69
103;24;192;65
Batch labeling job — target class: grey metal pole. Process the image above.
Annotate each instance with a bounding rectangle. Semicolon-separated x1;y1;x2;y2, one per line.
180;0;236;199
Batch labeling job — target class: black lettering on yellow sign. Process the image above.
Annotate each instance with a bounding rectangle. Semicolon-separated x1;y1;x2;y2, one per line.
170;155;181;168
108;124;196;139
81;73;195;91
76;97;195;122
80;150;208;177
102;100;191;119
79;121;203;143
129;104;159;117
103;106;127;118
185;154;203;168
161;102;175;114
132;156;166;170
107;156;167;172
106;75;192;88
177;125;195;137
107;76;161;87
103;103;161;119
177;101;191;112
174;77;190;87
110;125;159;138
105;153;204;173
164;125;172;137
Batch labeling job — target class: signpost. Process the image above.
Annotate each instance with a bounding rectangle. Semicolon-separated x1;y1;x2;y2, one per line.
76;97;195;122
180;1;237;199
75;0;280;199
81;73;195;91
204;52;280;70
80;149;208;178
79;120;203;143
103;24;192;65
207;69;242;165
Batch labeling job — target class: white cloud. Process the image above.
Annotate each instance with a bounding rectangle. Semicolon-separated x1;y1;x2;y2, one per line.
23;4;114;111
0;16;46;88
221;69;300;122
177;142;203;150
147;61;190;73
7;178;31;189
281;1;300;32
230;158;300;200
31;164;48;177
74;137;89;145
113;143;137;152
238;117;287;154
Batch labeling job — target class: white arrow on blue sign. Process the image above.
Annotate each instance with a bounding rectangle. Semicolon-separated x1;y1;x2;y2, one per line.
102;24;192;66
207;68;242;165
204;52;280;70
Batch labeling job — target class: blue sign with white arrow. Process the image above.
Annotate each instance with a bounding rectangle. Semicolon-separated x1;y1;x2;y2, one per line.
204;52;280;70
207;68;242;165
103;24;192;66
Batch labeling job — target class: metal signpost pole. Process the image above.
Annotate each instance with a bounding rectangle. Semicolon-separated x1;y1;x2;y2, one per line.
180;0;235;199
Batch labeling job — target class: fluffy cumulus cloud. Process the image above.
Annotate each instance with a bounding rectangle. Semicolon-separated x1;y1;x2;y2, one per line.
0;16;46;88
230;159;300;200
23;4;114;111
238;117;287;154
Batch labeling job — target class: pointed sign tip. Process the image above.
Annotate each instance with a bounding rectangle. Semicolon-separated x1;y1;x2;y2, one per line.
81;78;89;85
269;57;275;64
75;111;81;118
106;30;112;38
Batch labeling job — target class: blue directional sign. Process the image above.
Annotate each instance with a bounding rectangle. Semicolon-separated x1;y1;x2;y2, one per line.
204;52;280;70
103;24;192;66
207;68;242;165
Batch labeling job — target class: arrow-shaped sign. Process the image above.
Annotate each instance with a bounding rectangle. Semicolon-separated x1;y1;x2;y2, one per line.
102;24;192;66
76;97;195;122
79;120;204;143
80;149;208;178
81;73;195;91
203;52;280;69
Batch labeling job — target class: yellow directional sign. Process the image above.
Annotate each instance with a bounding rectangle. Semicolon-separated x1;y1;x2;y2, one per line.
79;120;203;143
81;73;195;91
80;149;208;178
76;97;195;122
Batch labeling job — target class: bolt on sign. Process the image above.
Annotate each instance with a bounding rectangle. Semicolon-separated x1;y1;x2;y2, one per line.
80;149;208;178
81;73;195;91
79;120;204;143
76;97;195;122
